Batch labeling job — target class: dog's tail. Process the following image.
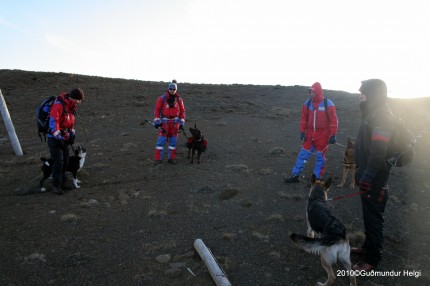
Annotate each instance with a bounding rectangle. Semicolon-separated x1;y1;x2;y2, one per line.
290;233;344;255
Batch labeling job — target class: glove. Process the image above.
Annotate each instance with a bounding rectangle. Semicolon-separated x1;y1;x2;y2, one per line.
329;135;336;144
68;129;75;145
300;132;306;141
53;130;62;140
359;176;372;192
154;123;160;129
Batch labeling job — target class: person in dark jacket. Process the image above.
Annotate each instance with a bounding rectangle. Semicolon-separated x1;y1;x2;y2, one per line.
48;88;84;195
352;79;394;271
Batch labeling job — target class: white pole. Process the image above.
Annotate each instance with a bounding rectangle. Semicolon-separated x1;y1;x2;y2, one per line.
0;89;23;156
194;239;232;286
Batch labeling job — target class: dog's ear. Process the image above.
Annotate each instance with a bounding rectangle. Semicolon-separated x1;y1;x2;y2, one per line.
311;174;317;184
324;178;332;189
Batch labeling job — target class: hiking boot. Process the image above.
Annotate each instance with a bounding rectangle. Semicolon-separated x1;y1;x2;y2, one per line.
285;175;300;183
350;247;365;255
153;160;162;165
352;261;376;272
168;159;177;164
52;186;64;195
61;182;73;191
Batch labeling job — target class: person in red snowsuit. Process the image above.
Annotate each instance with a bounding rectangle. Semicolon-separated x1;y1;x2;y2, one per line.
153;81;186;164
48;88;84;194
285;82;338;183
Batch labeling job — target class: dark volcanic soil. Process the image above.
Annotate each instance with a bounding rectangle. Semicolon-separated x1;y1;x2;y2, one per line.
1;69;429;286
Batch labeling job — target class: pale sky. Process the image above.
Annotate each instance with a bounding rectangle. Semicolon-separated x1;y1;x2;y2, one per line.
1;0;429;98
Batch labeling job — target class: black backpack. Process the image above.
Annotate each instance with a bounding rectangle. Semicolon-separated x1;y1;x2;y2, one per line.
386;116;415;167
36;96;64;141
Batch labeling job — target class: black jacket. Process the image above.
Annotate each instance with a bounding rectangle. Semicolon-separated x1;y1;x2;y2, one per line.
355;80;394;187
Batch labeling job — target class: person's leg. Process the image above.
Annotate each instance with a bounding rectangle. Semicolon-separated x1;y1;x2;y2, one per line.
313;139;329;179
48;138;64;194
154;135;167;161
62;144;70;185
168;135;178;160
360;187;389;266
291;145;314;176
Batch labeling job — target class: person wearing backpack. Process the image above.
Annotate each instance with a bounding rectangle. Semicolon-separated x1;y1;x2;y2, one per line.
351;79;394;272
285;82;338;183
153;80;186;164
48;88;84;195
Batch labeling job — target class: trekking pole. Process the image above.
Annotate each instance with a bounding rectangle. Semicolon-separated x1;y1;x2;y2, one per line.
334;142;346;148
180;127;188;138
144;120;166;133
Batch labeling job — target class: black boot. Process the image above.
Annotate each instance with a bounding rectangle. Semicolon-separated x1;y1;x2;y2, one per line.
285;175;300;183
52;186;64;195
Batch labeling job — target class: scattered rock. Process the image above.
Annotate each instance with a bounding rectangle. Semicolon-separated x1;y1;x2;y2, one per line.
164;267;182;278
220;187;239;200
269;147;284;155
222;233;237;240
24;253;46;263
258;168;273;175
252;231;269;241
266;214;285;222
155;254;171;263
225;164;250;174
60;213;80;223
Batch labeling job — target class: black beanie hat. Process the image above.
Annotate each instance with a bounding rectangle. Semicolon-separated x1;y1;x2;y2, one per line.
69;88;85;101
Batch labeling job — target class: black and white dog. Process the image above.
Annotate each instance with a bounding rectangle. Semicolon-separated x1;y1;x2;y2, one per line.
40;146;87;192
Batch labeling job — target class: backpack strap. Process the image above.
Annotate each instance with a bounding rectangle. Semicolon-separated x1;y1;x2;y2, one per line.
51;96;66;110
306;98;329;122
324;98;329;122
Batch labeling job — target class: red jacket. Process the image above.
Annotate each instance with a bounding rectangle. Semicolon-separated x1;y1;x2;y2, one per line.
300;82;338;141
49;93;77;139
153;91;185;125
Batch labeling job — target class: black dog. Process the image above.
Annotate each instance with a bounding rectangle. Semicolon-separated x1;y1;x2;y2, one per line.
40;145;87;192
186;124;207;164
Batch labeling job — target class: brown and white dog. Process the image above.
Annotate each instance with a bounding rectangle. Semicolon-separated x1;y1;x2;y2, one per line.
290;174;357;286
337;137;356;189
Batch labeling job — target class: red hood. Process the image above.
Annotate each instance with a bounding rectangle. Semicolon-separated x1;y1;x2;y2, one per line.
310;82;324;103
60;93;77;112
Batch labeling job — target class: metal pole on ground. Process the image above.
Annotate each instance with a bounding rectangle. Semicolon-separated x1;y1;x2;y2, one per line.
0;89;23;156
194;238;232;286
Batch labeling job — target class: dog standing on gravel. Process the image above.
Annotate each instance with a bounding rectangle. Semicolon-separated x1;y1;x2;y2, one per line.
290;174;357;286
337;137;356;189
186;124;207;164
40;145;87;192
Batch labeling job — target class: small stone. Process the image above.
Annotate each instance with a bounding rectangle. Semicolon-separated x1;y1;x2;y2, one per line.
155;254;171;263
